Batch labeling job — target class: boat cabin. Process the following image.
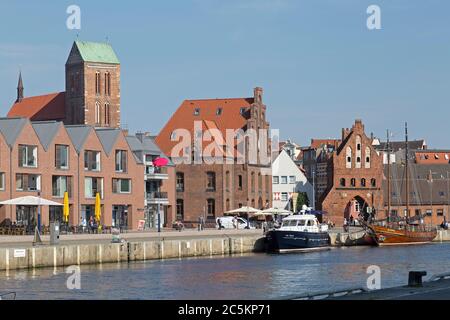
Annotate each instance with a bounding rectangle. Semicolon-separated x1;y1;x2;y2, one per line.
280;214;328;233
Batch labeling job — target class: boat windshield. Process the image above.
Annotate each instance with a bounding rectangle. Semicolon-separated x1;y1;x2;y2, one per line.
282;220;299;227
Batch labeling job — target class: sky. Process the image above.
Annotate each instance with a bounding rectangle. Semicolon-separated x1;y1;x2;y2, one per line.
0;0;449;148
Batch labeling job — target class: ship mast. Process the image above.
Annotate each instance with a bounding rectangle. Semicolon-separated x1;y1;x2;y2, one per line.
405;122;410;220
387;129;391;221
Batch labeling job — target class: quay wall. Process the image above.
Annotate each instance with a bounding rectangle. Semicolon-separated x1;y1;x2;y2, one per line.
0;235;265;272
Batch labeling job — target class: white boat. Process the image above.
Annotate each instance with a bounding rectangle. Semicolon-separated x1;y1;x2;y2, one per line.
265;214;331;253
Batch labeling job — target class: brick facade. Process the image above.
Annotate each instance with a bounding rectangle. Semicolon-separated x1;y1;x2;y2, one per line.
65;43;121;128
320;120;384;225
157;88;272;224
0;119;145;230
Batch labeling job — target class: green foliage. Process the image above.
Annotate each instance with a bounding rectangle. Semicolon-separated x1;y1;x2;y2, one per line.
295;192;309;212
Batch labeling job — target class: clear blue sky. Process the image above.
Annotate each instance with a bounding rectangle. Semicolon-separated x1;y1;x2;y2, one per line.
1;0;449;147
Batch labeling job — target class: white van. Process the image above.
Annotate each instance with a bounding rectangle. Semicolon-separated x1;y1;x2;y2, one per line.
216;217;254;230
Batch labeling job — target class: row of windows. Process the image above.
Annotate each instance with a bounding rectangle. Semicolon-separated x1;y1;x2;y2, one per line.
273;176;296;184
17;145;128;173
3;172;131;197
192;107;249;117
176;172;268;192
390;208;445;217
95;71;112;96
339;178;377;188
176;198;216;220
345;136;371;169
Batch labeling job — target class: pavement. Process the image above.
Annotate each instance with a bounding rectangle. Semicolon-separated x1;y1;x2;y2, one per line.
330;277;450;300
0;228;264;248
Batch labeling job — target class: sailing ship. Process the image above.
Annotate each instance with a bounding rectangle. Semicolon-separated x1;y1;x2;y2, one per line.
363;123;437;246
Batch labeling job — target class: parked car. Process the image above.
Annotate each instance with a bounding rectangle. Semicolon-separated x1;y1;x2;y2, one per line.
216;217;255;229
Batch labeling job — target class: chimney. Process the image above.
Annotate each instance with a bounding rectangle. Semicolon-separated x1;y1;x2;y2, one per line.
253;87;263;104
136;131;145;142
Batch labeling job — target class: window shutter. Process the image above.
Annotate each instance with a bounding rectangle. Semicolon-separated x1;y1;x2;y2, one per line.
84;151;88;169
23;174;29;191
112;179;117;193
52;177;57;196
18;146;24;167
67;176;72;198
55;146;61;168
122;151;127;172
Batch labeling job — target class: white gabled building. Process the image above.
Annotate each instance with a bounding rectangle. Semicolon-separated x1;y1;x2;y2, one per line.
272;150;313;211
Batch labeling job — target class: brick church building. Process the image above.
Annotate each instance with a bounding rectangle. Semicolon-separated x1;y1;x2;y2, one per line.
319;119;384;225
9;41;120;128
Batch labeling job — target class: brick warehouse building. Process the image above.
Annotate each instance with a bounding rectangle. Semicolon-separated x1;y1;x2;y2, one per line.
319;120;384;225
4;40;176;230
156;88;272;225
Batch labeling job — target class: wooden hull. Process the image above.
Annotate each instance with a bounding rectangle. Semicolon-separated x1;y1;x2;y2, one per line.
336;230;377;247
369;225;437;246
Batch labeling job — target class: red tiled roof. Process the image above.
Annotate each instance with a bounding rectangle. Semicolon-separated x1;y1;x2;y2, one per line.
415;151;450;164
8;92;66;121
156;97;254;156
310;139;340;149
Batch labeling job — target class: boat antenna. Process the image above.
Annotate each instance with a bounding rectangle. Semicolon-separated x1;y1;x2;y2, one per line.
405;122;409;220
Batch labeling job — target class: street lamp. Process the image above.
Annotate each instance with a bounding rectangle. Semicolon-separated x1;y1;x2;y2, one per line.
312;169;316;210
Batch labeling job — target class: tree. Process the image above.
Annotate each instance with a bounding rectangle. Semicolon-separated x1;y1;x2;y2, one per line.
295;192;310;212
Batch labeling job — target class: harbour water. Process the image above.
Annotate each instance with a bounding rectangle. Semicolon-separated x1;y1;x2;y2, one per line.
1;243;450;300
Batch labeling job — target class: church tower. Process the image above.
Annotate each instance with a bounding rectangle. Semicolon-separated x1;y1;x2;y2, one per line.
16;72;24;103
65;41;121;128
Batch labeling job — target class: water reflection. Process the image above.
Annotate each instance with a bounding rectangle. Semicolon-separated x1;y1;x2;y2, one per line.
1;244;450;299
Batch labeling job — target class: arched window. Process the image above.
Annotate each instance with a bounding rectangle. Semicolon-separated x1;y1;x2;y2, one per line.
340;178;346;187
251;172;255;192
365;147;371;168
361;178;366;187
104;103;110;126
346;147;352;169
225;171;230;191
351;178;356;187
371;178;376;187
95;72;101;94
356;135;362;169
258;173;262;191
95;102;100;125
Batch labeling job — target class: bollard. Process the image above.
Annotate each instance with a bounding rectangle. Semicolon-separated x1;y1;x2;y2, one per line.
408;271;427;287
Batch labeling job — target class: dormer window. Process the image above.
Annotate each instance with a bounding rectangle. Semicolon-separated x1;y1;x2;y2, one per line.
240;107;246;115
170;131;177;140
216;107;222;116
194;108;200;116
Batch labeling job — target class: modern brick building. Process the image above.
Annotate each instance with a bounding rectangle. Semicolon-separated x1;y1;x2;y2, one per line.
156;88;272;225
0;118;145;231
126;132;176;228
